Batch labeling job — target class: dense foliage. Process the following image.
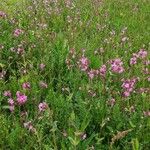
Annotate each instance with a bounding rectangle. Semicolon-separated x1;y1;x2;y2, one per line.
0;0;150;149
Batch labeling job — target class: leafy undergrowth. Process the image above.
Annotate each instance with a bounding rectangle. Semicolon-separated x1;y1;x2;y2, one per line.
0;0;150;149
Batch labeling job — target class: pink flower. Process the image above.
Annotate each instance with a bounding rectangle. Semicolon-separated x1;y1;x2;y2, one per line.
99;65;107;77
16;91;27;105
130;57;137;65
144;60;150;65
138;49;147;59
0;11;6;18
143;111;150;117
78;56;89;71
8;98;15;112
122;78;138;97
13;29;24;37
110;58;124;73
22;82;30;90
123;91;130;97
39;81;48;88
87;69;95;79
8;98;14;105
24;121;36;132
39;63;46;70
4;90;12;97
17;47;24;55
38;102;48;112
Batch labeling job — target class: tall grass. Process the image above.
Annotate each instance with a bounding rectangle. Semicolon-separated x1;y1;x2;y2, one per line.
0;0;150;149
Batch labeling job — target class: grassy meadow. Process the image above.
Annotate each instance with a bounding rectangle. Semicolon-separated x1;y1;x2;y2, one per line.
0;0;150;149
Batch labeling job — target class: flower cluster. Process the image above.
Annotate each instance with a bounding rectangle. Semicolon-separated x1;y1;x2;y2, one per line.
10;45;24;55
16;91;27;105
13;29;24;37
0;11;6;18
122;78;138;97
24;121;36;132
110;58;124;73
38;102;48;112
143;111;150;117
130;49;148;65
4;90;12;97
22;82;31;90
87;69;98;80
99;65;107;77
138;49;148;59
39;63;46;70
8;98;15;112
78;56;89;71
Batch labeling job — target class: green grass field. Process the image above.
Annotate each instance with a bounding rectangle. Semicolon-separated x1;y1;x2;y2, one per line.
0;0;150;149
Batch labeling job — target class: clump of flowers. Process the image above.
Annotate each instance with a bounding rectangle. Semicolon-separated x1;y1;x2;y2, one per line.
0;11;6;18
13;29;24;37
138;49;148;59
17;47;24;55
22;82;31;90
87;69;97;80
4;90;12;97
130;54;137;65
39;63;46;70
8;98;15;112
99;64;107;77
122;78;138;97
130;49;148;65
143;111;150;117
24;121;36;132
110;58;124;73
38;102;48;112
78;56;89;71
16;91;27;105
66;48;76;69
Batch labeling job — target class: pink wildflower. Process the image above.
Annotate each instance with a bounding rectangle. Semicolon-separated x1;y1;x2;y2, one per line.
13;29;24;37
138;49;148;59
87;69;95;79
16;91;27;105
39;63;46;70
110;58;124;73
24;121;36;132
0;11;6;18
143;111;150;117
38;102;48;112
78;56;89;71
4;90;12;97
123;91;130;97
22;82;30;90
122;78;137;97
99;65;107;77
130;57;137;65
8;98;15;112
17;47;24;55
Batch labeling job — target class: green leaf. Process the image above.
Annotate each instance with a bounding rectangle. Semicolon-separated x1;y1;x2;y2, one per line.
132;138;139;150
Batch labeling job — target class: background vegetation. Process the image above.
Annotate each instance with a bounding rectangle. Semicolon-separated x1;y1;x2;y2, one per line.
0;0;150;149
